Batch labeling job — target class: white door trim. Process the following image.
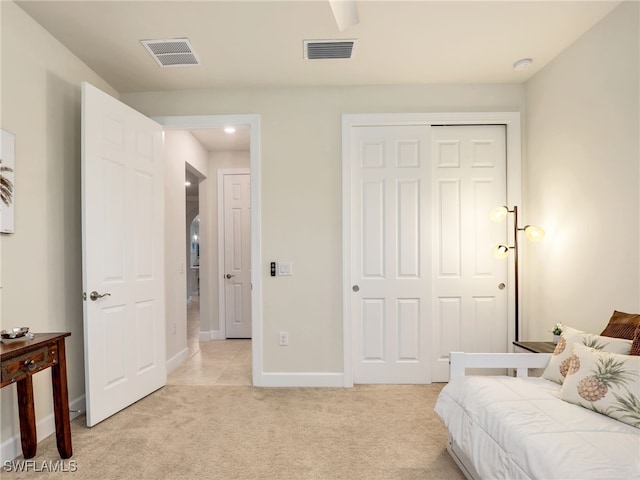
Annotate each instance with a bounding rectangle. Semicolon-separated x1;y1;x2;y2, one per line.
342;112;522;387
217;168;251;340
153;114;263;386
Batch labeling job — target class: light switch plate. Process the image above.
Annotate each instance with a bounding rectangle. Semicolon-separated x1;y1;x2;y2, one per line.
277;261;293;276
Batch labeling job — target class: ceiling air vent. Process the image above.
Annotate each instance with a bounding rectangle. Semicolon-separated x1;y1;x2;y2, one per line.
141;38;201;67
304;40;355;60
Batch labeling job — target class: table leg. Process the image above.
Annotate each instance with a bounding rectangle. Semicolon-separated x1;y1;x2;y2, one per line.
16;375;37;459
51;339;73;458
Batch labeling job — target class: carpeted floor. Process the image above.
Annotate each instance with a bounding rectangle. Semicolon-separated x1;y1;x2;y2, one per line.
3;383;464;480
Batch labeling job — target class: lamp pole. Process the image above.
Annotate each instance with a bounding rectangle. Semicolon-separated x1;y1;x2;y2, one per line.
492;205;543;343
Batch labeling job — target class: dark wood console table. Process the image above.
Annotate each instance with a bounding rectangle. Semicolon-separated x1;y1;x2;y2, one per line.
1;332;72;459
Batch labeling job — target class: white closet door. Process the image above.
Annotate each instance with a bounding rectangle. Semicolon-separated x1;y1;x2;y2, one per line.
351;125;431;384
431;125;508;381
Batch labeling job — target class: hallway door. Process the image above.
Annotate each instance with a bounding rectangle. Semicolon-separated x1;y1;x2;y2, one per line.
223;172;252;338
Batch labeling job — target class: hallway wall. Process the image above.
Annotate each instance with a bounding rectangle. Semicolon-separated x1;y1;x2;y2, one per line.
163;130;208;369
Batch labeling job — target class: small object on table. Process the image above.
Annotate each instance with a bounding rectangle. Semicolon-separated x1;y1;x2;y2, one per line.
551;323;564;344
1;327;34;343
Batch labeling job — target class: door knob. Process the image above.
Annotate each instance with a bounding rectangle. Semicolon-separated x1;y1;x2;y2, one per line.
498;283;506;290
225;274;235;279
352;285;360;292
89;291;111;301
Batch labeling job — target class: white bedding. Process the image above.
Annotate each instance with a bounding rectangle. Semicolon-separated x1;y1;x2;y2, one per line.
434;375;640;479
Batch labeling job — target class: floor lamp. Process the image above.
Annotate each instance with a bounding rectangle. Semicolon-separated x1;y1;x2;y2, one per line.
490;206;544;342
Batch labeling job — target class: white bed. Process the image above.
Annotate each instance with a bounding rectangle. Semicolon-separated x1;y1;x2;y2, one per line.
434;352;640;480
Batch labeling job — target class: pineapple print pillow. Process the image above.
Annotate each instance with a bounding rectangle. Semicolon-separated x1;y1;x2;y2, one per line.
559;344;640;428
542;327;632;384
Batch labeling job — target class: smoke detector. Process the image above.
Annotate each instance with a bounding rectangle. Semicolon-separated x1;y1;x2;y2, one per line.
513;58;533;71
141;38;201;67
304;40;356;59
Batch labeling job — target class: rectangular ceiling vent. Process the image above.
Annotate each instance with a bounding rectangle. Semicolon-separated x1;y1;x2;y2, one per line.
141;38;201;67
304;40;355;60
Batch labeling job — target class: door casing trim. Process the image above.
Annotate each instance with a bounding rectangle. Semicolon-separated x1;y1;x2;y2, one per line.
154;114;263;386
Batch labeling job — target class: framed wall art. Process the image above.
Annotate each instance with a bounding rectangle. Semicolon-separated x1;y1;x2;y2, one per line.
1;129;15;234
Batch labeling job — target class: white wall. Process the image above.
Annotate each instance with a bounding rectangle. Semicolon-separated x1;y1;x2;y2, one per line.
0;1;117;457
121;85;526;374
524;1;640;338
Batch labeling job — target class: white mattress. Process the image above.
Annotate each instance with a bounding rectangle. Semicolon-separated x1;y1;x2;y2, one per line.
434;375;640;479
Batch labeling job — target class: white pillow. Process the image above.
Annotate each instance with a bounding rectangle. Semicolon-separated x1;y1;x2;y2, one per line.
559;344;640;428
542;327;632;384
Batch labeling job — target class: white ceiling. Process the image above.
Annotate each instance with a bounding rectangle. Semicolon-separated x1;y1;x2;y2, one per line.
17;1;620;91
15;1;621;153
189;127;251;152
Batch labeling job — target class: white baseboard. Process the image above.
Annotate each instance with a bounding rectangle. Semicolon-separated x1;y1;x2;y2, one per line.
198;330;222;342
259;372;346;387
166;347;190;374
1;395;85;463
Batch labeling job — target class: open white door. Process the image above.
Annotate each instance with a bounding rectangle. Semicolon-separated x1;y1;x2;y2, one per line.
81;82;166;427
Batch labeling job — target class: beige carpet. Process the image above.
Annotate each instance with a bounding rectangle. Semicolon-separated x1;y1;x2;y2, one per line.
5;384;464;480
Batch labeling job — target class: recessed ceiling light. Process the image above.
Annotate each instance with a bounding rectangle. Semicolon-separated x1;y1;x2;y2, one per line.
185;181;191;187
224;127;236;134
513;58;533;71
